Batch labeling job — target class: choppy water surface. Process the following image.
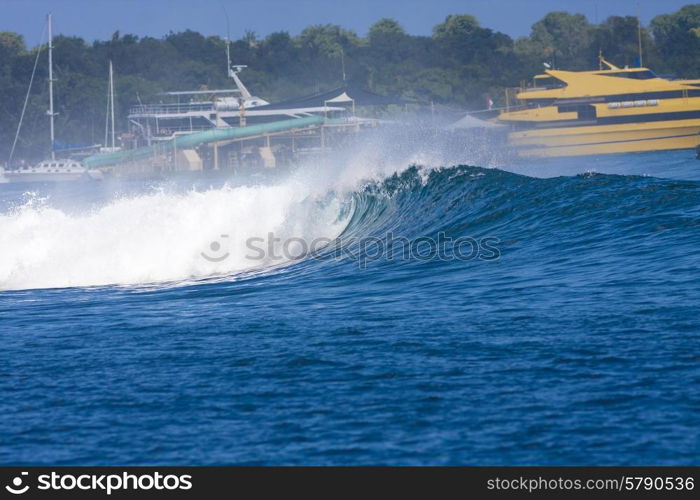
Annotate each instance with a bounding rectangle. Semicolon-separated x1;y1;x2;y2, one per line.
1;145;699;464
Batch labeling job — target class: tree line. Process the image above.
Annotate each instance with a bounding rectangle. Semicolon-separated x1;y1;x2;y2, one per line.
1;4;699;160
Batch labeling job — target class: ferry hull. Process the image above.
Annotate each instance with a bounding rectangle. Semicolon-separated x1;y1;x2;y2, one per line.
510;119;700;157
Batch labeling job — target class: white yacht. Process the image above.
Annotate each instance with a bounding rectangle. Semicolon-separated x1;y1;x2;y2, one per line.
2;160;102;183
126;41;352;148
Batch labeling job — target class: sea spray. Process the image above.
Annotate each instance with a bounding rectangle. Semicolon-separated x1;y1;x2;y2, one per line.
0;183;350;290
0;126;505;290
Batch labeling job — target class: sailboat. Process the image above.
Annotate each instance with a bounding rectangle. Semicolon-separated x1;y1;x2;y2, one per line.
99;60;121;154
2;13;102;183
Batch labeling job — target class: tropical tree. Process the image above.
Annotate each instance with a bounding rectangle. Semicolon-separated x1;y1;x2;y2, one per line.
651;4;700;76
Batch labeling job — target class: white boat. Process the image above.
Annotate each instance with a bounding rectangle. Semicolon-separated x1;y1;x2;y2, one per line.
4;13;100;183
126;41;352;147
2;160;102;183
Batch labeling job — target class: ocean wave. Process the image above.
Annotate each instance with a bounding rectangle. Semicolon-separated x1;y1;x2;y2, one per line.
1;158;699;291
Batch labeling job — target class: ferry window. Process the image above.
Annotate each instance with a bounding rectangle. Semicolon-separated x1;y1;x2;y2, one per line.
533;76;566;89
600;70;657;80
558;104;596;119
557;105;577;113
578;105;596;120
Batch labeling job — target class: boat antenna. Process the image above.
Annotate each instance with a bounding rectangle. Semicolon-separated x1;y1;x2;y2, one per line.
104;66;109;148
8;19;46;165
110;61;116;149
219;2;253;100
637;3;644;67
221;0;232;78
226;39;232;77
48;12;56;160
221;0;231;41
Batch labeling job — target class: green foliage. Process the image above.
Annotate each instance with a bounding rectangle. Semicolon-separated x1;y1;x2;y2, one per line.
1;6;698;161
0;31;25;59
527;12;592;68
651;4;700;76
368;18;406;40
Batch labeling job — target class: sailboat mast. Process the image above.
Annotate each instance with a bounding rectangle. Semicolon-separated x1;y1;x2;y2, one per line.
226;39;231;77
47;12;55;160
637;4;644;67
110;61;116;149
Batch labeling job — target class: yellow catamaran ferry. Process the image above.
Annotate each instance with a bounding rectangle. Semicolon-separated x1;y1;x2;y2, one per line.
496;57;700;157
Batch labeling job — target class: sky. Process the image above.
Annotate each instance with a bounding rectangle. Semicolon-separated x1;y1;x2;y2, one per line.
2;0;693;47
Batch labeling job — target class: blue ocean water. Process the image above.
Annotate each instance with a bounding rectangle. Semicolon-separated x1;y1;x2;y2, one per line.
1;148;699;465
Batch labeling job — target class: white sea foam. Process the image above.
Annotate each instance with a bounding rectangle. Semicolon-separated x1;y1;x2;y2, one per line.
0;181;350;290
